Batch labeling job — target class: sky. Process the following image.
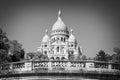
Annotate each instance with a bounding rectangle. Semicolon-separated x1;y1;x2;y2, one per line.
0;0;120;58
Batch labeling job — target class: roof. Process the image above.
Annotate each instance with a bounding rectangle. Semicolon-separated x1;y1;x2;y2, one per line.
52;10;68;31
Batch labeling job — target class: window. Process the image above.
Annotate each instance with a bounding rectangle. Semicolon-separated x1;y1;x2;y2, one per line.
61;57;65;60
55;37;57;41
44;51;47;54
56;57;60;60
64;38;66;42
44;45;47;47
52;38;53;42
57;46;59;52
52;50;54;54
62;50;64;54
52;38;55;42
68;44;70;47
54;38;55;42
51;57;54;60
71;51;74;54
61;37;63;41
71;44;73;47
57;37;59;41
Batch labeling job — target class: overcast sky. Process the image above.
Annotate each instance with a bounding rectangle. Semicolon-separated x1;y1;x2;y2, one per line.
1;0;120;58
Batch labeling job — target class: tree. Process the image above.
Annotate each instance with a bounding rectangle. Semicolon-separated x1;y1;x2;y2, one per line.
0;28;25;63
95;50;107;61
81;55;87;60
77;47;82;60
105;54;112;62
0;49;8;63
0;28;10;63
0;28;9;52
26;52;35;59
88;57;93;60
35;51;49;60
113;47;120;54
26;51;49;60
112;47;120;63
9;40;22;54
9;40;25;62
20;49;25;59
111;54;117;62
36;52;43;59
69;55;74;60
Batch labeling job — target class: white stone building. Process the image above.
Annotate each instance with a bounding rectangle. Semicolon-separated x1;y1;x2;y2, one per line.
1;11;120;74
37;10;82;60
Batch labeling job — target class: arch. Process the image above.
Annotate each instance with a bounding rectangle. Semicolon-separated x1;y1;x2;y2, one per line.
64;38;66;42
44;51;47;54
57;46;59;52
52;50;54;54
61;37;63;41
71;51;74;54
51;57;54;60
61;57;65;60
57;37;59;41
56;57;60;60
53;38;55;42
71;44;74;47
44;44;47;47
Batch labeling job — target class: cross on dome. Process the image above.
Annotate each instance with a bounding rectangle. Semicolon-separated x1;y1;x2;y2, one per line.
58;9;61;19
45;29;48;34
71;29;73;34
52;10;68;32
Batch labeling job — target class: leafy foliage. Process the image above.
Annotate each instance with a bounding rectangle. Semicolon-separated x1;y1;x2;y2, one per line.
112;47;120;63
0;28;25;63
26;51;49;60
95;50;107;61
26;52;36;59
77;47;82;60
95;48;120;63
81;55;87;60
0;49;8;63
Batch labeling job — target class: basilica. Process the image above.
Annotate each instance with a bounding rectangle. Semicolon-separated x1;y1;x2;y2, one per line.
1;11;120;77
37;10;82;60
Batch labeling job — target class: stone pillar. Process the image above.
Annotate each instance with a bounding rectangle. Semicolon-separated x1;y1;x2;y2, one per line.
67;61;71;72
10;63;13;70
85;62;95;70
108;63;112;70
48;61;52;71
25;61;32;71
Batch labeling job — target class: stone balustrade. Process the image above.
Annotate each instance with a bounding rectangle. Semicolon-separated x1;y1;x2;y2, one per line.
0;60;120;74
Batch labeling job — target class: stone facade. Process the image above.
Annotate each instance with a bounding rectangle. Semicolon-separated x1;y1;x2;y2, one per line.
1;11;120;76
37;10;82;60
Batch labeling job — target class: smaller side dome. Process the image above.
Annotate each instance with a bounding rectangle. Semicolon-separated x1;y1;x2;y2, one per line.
42;29;50;43
68;29;76;42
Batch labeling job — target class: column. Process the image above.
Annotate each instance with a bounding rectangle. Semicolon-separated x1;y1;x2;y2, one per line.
108;63;112;70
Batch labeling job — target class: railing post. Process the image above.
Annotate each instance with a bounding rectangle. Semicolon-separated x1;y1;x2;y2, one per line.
32;60;34;71
48;61;52;71
108;63;112;70
10;63;13;70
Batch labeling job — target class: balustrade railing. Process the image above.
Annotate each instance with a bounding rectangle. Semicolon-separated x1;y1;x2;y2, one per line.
0;60;120;74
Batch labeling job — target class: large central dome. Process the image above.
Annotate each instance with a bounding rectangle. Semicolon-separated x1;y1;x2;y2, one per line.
52;10;68;31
